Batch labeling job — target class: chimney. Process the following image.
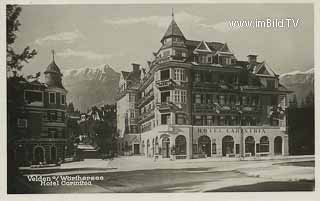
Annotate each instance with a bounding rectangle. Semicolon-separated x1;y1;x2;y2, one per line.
132;63;140;72
247;54;258;65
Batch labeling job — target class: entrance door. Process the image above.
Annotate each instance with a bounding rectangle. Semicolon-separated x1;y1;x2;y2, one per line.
51;146;57;162
274;136;282;155
198;136;211;157
245;136;255;156
162;137;170;158
34;147;44;163
134;144;140;154
222;136;234;156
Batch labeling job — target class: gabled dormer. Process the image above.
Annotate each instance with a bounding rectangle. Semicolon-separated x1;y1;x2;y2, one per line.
246;55;279;89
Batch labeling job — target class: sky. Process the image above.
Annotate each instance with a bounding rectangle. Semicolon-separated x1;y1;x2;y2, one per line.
13;3;314;76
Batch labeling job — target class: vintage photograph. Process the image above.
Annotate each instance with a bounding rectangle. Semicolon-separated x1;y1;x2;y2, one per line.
6;3;315;194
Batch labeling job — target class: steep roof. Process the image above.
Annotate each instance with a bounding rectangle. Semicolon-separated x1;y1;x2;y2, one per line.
161;19;185;42
121;71;130;80
193;40;212;53
185;40;225;53
126;69;141;82
44;61;62;75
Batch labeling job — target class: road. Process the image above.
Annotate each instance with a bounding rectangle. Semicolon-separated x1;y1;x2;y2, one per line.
17;156;315;193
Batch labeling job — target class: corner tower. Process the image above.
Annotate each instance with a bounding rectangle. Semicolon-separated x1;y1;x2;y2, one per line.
157;11;188;61
44;50;65;89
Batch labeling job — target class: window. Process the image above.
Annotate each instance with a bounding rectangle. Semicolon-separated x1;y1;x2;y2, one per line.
207;115;214;126
226;57;232;65
176;114;186;125
25;90;43;104
130;111;135;118
161;114;170;125
267;79;275;89
212;143;217;154
48;111;58;121
49;128;58;138
174;90;187;103
174;90;180;103
199;55;206;64
219;95;225;105
208;56;212;63
195;94;201;104
194;72;201;82
181;91;186;103
161;91;170;103
163;50;170;57
49;92;56;104
61;94;66;105
160;69;170;80
242;96;247;105
17;118;27;128
194;115;202;125
174;68;186;81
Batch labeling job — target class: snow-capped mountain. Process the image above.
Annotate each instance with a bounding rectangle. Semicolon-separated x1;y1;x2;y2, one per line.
62;64;120;112
279;68;314;104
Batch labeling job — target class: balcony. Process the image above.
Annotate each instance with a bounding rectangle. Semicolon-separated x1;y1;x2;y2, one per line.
156;101;181;113
137;91;154;108
192;104;263;114
130;118;138;125
138;110;155;123
155;79;175;90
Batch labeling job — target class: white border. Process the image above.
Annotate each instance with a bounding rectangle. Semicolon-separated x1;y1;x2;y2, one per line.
0;0;319;201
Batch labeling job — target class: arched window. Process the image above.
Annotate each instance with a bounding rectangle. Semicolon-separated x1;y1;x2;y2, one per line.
198;135;211;157
222;135;234;156
274;136;282;155
245;136;255;156
260;136;269;152
175;135;186;155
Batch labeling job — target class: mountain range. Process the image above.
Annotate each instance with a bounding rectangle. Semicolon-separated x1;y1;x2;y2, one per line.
279;68;314;105
63;64;314;112
63;64;120;112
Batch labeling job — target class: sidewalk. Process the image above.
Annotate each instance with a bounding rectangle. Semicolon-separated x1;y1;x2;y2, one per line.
19;155;314;176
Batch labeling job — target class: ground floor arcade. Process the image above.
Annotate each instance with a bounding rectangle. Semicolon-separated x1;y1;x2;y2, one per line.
14;139;67;166
140;125;288;159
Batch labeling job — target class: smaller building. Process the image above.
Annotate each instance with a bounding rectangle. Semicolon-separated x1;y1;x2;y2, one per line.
7;55;68;166
78;104;118;155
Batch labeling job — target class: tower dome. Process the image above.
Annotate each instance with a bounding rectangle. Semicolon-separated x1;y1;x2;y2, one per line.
44;50;65;89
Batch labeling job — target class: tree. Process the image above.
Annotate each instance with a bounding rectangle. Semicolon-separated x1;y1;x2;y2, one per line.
7;5;37;71
305;91;314;107
67;102;75;113
289;94;298;108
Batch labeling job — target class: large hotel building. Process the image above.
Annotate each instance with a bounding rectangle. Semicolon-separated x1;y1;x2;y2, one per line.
116;15;290;159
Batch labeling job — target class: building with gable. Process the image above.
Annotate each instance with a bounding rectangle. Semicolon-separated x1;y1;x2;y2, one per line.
116;14;291;159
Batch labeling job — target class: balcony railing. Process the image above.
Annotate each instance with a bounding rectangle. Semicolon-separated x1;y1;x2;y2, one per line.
138;110;155;123
192;104;263;114
155;79;175;89
137;91;154;107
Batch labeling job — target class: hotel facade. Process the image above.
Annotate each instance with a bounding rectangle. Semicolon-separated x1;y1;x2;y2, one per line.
116;16;290;159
